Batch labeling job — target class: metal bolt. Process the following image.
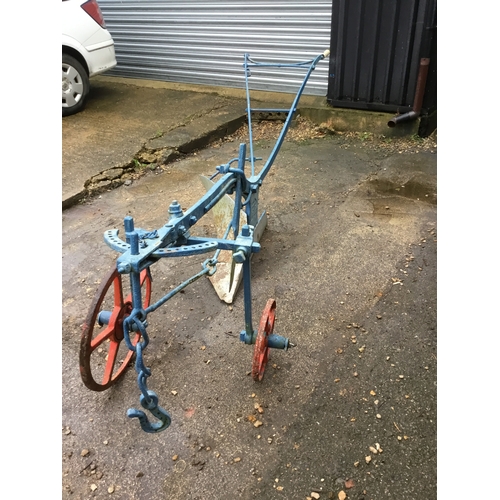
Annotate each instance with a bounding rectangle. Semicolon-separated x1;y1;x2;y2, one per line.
233;248;247;263
168;200;183;219
117;263;131;273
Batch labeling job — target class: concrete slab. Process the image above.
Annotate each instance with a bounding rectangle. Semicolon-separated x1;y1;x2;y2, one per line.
63;76;426;209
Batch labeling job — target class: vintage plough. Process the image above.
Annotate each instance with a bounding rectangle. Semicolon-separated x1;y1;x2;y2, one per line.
80;50;330;433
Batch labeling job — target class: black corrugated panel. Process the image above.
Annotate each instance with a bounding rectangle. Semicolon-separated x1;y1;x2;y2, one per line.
327;0;436;114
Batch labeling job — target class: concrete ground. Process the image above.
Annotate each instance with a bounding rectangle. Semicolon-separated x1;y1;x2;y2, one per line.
62;77;437;499
62;76;421;209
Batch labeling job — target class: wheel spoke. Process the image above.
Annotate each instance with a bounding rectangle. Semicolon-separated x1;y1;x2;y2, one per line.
89;323;115;350
101;340;120;385
63;65;79;81
113;274;125;307
63;93;78;107
71;81;83;94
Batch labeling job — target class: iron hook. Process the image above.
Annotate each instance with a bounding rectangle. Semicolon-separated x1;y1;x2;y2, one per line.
127;390;172;433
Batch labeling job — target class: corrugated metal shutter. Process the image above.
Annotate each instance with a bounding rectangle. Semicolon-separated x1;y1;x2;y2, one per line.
99;0;332;95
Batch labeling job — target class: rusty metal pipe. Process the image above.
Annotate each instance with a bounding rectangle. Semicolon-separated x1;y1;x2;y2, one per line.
388;58;430;127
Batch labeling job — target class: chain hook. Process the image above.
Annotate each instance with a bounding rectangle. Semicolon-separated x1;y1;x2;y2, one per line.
127;390;172;433
127;339;171;433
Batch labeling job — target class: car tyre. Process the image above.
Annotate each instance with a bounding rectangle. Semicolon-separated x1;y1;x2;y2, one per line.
62;54;90;116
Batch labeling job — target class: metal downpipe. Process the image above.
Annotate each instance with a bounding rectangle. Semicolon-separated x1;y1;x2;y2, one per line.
388;58;430;128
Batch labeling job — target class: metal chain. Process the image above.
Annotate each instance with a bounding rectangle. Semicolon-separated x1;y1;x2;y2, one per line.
123;256;218;432
125;324;171;432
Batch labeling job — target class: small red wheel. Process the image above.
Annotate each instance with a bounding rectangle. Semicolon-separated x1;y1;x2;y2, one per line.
80;266;152;391
252;299;277;381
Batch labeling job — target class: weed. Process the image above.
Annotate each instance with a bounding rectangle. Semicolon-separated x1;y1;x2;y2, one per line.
359;131;373;142
133;159;156;169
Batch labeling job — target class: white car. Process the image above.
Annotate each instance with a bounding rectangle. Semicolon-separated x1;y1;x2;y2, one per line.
62;0;117;116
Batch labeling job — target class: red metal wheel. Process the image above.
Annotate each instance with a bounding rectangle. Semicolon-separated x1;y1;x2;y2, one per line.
251;298;277;381
80;266;152;391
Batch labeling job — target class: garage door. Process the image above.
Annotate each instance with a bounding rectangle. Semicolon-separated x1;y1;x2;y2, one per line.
99;0;332;95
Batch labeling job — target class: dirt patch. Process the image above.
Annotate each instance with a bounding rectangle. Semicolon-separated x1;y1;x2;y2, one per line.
228;115;437;155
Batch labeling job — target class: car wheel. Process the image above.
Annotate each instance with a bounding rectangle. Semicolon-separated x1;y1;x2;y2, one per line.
62;54;90;116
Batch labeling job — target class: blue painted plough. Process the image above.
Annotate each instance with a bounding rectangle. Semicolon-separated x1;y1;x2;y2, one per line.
80;50;330;433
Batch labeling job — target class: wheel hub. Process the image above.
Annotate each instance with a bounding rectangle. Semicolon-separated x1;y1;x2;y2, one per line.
110;303;133;342
62;78;71;93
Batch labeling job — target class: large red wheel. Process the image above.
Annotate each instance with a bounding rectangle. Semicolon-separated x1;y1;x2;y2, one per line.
80;266;152;391
252;299;277;381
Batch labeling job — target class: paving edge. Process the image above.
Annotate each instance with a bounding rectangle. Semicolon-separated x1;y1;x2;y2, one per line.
62;113;248;211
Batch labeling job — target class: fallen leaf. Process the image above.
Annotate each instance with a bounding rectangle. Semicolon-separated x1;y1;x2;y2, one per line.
108;485;115;494
345;479;355;489
338;491;347;500
365;455;372;464
90;484;97;492
253;420;263;428
247;415;257;423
